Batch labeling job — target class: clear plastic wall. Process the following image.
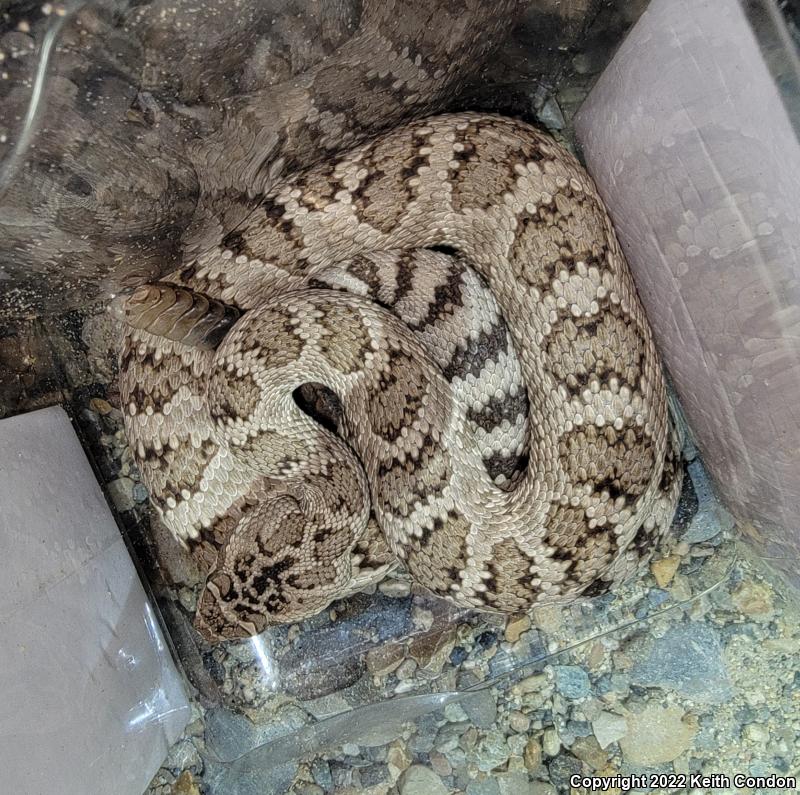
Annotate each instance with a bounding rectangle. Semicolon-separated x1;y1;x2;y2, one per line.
1;1;798;793
575;0;800;591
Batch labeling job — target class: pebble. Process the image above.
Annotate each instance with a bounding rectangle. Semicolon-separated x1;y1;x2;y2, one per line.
552;665;591;700
504;614;531;643
619;705;697;765
547;753;582;790
651;554;681;587
570;735;608;770
460;688;498;729
592;711;628;749
171;771;200;795
386;742;412;779
508;710;530;733
475;729;511;771
293;785;323;795
513;673;547;695
395;658;418;681
132;482;149;503
310;759;333;790
428;751;451;777
542;727;561;757
89;397;114;415
523;737;542;771
538;97;566;130
743;723;769;743
169;739;201;773
409;626;456;673
107;476;135;511
628;623;732;704
360;762;391;786
459;726;478;751
366;643;405;676
466;778;500;795
496;771;533;795
399;764;447;795
732;581;774;618
411;605;434;631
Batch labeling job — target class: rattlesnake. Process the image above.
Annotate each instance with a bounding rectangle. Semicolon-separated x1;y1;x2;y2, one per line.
119;113;681;642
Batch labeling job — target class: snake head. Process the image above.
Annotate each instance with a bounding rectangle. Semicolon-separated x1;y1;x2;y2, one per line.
192;492;359;643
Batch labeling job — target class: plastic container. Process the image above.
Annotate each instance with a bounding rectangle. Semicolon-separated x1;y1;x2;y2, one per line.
1;1;798;793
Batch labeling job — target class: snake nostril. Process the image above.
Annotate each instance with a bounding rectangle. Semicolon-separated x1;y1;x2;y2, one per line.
292;382;343;434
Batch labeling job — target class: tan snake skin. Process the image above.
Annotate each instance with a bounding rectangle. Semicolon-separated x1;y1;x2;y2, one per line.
119;113;682;642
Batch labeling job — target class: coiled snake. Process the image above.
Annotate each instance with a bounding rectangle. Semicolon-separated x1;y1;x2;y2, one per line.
119;113;681;642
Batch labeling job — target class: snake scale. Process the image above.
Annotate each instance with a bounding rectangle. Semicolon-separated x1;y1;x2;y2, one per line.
119;113;682;642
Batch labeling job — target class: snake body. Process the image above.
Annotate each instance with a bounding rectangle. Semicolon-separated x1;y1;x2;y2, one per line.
120;113;681;641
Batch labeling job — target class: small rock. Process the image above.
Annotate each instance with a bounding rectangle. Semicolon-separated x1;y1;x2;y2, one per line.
538;97;566;130
387;742;412;779
507;733;527;757
466;778;500;795
429;751;451;777
89;397;114;415
107;476;135;511
682;461;734;542
513;673;547;695
547;753;582;790
399;765;447;795
523;737;542;771
475;729;511;772
732;581;773;618
505;614;532;643
169;739;201;773
411;605;434;631
743;723;769;743
360;762;391;787
542;727;561;757
311;759;333;790
628;623;732;704
619;705;697;765
570;735;608;770
587;641;605;669
409;626;456;673
171;771;200;795
460;688;498;729
496;771;533;795
395;658;418;681
651;555;681;587
552;665;591;700
132;482;149;503
592;711;628;749
508;711;530;733
366;643;405;676
530;785;557;795
443;702;469;722
532;604;565;634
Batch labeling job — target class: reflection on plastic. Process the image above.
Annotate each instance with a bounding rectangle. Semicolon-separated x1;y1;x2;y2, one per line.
250;633;279;691
210;555;736;770
0;1;87;197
